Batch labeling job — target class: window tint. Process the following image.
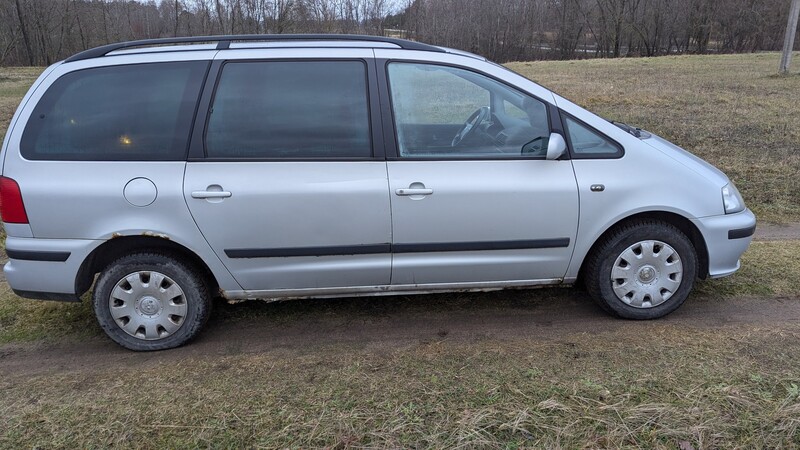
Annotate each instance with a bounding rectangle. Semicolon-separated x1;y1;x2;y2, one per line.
563;116;622;157
22;62;206;161
206;61;371;159
387;63;550;158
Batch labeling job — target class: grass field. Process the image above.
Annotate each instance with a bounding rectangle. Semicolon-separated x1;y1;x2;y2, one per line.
0;67;40;142
1;241;800;448
1;53;799;448
1;54;798;222
507;52;800;224
3;317;800;448
1;239;797;346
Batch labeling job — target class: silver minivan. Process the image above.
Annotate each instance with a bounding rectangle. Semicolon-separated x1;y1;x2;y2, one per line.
1;35;756;350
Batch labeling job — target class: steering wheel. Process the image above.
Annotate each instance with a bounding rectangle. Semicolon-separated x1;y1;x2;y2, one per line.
451;106;491;147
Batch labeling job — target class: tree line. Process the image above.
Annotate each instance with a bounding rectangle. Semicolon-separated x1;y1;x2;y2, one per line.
2;0;798;66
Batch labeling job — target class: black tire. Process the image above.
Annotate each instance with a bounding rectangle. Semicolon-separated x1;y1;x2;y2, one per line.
585;220;698;319
92;252;212;351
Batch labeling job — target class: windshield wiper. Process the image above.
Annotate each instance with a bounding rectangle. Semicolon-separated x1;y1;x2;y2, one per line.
610;121;649;138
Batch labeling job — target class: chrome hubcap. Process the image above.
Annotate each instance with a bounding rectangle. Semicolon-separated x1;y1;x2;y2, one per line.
109;271;188;340
611;240;683;309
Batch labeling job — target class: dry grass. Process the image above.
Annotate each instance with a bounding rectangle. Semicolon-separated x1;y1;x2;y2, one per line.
2;321;800;447
0;67;40;141
508;52;800;224
2;54;799;223
0;241;798;447
694;240;800;298
1;56;800;448
1;240;798;346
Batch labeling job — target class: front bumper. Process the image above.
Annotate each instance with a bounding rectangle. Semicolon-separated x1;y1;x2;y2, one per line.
692;208;757;278
3;237;102;301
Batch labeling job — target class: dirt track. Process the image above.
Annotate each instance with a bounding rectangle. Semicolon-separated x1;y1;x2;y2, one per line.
0;223;798;378
753;222;800;241
2;289;799;380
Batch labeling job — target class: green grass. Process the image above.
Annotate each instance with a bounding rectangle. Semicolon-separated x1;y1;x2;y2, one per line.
507;52;800;224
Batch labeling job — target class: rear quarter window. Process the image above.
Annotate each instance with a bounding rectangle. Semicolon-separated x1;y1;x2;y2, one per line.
21;62;207;161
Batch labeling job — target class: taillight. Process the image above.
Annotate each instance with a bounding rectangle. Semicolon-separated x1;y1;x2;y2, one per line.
0;176;28;224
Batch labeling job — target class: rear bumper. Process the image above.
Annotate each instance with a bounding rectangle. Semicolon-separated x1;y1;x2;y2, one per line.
692;209;756;278
3;237;102;301
10;289;80;302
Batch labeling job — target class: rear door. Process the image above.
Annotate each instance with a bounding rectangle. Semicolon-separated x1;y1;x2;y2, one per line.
379;59;579;285
184;50;392;291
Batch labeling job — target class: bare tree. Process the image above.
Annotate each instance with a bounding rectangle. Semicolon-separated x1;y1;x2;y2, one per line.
1;0;798;67
13;0;34;65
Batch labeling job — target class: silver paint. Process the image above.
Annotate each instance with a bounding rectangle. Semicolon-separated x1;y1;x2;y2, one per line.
0;41;755;303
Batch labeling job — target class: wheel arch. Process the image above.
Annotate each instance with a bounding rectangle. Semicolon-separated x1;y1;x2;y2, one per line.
75;235;220;297
577;210;709;283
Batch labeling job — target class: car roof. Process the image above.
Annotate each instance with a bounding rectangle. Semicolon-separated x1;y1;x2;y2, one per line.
65;34;486;63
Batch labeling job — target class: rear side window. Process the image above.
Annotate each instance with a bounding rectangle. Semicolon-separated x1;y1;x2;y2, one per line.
22;62;207;161
205;61;371;159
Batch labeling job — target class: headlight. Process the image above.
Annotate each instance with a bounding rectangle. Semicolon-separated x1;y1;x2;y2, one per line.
722;183;745;214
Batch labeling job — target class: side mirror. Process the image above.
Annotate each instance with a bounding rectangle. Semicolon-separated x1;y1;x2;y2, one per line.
521;136;547;155
546;132;567;160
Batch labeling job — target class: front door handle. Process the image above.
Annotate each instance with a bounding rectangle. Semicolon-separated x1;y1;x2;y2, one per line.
395;188;434;196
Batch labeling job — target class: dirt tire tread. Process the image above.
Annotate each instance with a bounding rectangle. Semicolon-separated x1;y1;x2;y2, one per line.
584;219;698;320
92;252;212;351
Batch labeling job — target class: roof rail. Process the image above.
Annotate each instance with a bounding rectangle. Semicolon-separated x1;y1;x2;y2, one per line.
65;34;443;62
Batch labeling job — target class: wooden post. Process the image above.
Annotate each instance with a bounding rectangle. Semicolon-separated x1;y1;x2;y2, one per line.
780;0;800;74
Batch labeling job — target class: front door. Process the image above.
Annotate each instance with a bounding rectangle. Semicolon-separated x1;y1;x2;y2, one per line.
383;61;579;285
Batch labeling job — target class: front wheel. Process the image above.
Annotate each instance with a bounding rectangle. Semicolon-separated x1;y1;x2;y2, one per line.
585;220;698;319
92;252;212;351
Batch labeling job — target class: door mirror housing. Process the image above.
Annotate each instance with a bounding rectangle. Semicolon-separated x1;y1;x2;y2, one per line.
546;132;567;160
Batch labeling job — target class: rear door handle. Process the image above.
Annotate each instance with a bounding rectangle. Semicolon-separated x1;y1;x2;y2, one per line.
395;188;433;196
191;190;232;199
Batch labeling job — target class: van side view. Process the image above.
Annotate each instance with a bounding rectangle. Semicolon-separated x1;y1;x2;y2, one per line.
0;35;756;351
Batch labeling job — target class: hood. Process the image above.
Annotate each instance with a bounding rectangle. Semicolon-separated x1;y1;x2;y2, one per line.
640;133;730;188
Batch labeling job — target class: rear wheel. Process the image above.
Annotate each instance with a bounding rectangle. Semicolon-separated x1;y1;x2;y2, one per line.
585;220;698;319
92;252;211;351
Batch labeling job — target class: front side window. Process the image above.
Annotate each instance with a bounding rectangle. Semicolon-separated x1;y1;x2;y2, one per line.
563;116;623;157
387;62;550;158
22;62;207;161
206;61;371;159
